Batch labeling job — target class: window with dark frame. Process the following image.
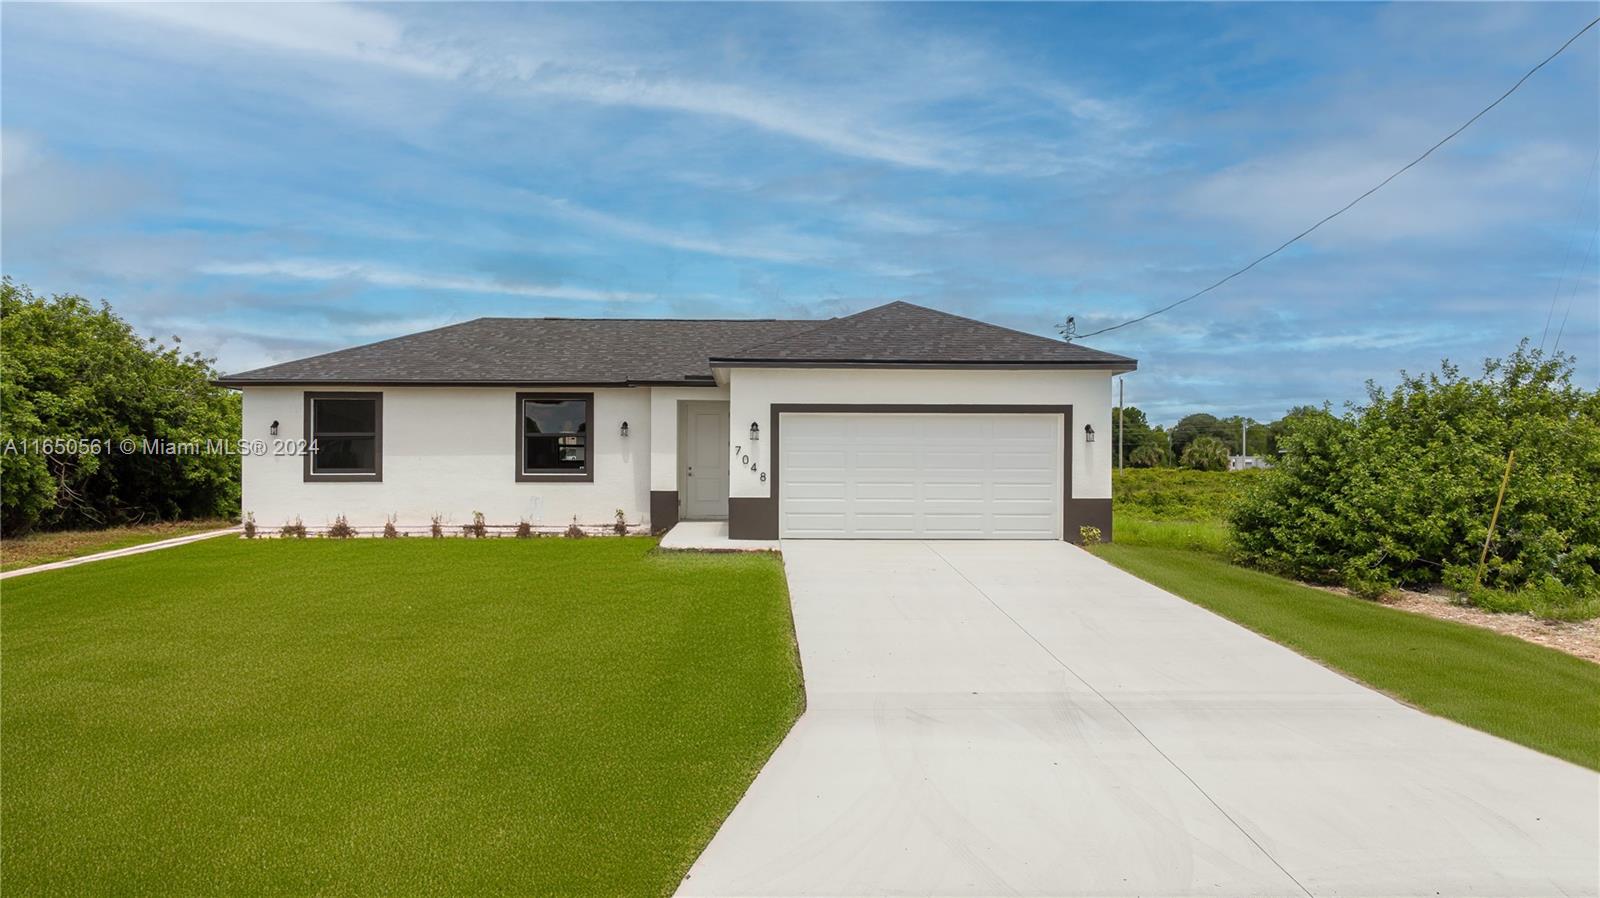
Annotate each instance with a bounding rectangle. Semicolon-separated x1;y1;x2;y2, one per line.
517;393;592;481
306;393;381;479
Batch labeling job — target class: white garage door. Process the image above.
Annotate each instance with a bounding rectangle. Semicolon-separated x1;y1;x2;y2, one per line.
779;413;1061;539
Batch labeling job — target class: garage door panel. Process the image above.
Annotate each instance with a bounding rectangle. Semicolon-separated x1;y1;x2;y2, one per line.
780;413;1061;539
854;481;918;500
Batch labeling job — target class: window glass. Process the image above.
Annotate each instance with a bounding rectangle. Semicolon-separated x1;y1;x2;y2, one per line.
311;396;378;475
523;399;587;473
315;399;376;434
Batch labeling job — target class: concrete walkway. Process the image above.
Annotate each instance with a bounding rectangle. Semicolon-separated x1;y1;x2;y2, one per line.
679;540;1599;897
1;528;240;579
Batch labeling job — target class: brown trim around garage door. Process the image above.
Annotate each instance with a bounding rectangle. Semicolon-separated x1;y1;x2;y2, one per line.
728;403;1107;543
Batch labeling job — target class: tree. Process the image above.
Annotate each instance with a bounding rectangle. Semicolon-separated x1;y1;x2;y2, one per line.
1115;405;1152;466
1171;413;1237;456
1129;443;1171;468
0;279;241;533
1179;435;1231;471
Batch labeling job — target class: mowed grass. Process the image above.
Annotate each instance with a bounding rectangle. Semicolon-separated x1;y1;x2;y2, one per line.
0;519;234;571
1094;542;1600;771
1;537;804;896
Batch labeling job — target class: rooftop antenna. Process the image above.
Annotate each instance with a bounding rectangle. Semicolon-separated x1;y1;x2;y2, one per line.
1058;316;1077;343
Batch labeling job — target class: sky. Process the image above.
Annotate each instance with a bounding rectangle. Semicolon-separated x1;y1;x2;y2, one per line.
2;1;1597;425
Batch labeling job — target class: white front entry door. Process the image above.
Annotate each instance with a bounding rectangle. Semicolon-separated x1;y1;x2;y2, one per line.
779;413;1061;538
684;404;731;520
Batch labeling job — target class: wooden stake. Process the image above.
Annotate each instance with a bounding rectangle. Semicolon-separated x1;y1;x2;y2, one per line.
1475;449;1515;588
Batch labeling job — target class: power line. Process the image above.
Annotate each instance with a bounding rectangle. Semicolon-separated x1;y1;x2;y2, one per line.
1071;14;1600;343
1551;227;1598;354
1540;151;1598;352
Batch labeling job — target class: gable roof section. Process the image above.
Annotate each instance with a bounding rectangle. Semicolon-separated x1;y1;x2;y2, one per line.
215;318;816;386
709;301;1135;369
215;301;1135;386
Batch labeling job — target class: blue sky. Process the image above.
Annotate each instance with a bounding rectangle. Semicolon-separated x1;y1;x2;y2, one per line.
3;2;1596;424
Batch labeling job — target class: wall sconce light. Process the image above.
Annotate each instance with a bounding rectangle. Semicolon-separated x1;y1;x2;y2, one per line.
270;420;280;436
619;421;630;438
749;422;760;441
1084;424;1095;443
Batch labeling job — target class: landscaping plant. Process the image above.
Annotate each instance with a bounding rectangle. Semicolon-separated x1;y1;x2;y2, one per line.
1231;344;1599;618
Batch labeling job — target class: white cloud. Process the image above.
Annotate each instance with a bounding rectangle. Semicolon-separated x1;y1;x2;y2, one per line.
198;259;655;303
519;192;839;264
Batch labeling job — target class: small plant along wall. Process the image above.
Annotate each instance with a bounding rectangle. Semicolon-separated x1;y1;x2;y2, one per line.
242;512;646;539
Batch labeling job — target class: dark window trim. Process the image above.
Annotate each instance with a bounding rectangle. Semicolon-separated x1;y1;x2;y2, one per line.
303;391;383;483
515;392;595;483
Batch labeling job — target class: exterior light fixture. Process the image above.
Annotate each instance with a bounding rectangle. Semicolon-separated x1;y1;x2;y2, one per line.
619;421;630;438
750;422;760;441
1084;424;1095;443
270;420;280;436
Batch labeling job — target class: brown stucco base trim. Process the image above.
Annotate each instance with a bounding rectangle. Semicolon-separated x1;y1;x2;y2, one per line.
1064;498;1114;544
728;497;779;540
649;490;680;534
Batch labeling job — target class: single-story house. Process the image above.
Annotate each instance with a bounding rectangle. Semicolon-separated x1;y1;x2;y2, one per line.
215;301;1136;542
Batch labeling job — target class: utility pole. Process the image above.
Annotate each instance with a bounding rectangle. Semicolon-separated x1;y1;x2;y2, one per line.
1117;378;1124;471
1241;417;1248;458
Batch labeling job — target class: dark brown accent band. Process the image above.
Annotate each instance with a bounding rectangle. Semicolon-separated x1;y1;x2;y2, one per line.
514;392;595;483
1064;498;1114;545
728;497;779;540
302;391;383;483
650;490;680;534
728;403;1080;542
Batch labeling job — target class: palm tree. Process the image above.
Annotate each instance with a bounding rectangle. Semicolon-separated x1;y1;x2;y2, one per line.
1180;435;1231;472
1129;443;1171;468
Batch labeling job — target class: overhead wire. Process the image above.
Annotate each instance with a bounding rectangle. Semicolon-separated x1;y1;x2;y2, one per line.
1071;14;1600;342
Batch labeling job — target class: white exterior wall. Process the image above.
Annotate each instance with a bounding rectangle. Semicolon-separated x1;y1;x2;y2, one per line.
725;367;1115;502
648;385;730;492
241;385;652;531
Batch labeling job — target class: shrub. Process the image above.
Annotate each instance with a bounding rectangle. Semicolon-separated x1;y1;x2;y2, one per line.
1231;343;1600;613
1180;435;1231;472
0;279;241;534
614;508;628;536
430;515;444;539
1078;525;1102;545
1113;468;1260;523
326;515;356;539
515;519;533;539
242;512;257;539
279;517;306;539
383;514;399;539
463;511;487;539
564;517;586;539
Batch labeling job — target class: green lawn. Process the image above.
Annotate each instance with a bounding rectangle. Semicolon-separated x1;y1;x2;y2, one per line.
0;519;234;572
1;537;804;896
1094;541;1600;771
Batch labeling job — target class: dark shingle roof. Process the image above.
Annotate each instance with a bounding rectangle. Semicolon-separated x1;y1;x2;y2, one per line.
216;302;1135;386
710;301;1135;368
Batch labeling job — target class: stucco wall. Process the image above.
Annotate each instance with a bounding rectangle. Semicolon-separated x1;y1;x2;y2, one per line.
725;367;1115;502
240;385;651;531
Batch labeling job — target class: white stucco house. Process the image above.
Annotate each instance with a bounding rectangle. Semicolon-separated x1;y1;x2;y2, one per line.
216;301;1136;542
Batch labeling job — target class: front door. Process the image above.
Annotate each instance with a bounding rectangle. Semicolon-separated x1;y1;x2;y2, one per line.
684;404;730;519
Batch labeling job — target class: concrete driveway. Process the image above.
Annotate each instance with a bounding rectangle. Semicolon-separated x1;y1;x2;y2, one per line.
679;540;1598;898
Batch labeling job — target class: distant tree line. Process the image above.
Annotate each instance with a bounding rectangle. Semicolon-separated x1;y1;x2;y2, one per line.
1112;405;1316;471
1;279;241;534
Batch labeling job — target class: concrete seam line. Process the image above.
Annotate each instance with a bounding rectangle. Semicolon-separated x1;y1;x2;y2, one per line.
921;541;1316;898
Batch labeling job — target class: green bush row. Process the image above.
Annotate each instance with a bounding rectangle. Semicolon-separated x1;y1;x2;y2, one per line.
1229;344;1599;619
